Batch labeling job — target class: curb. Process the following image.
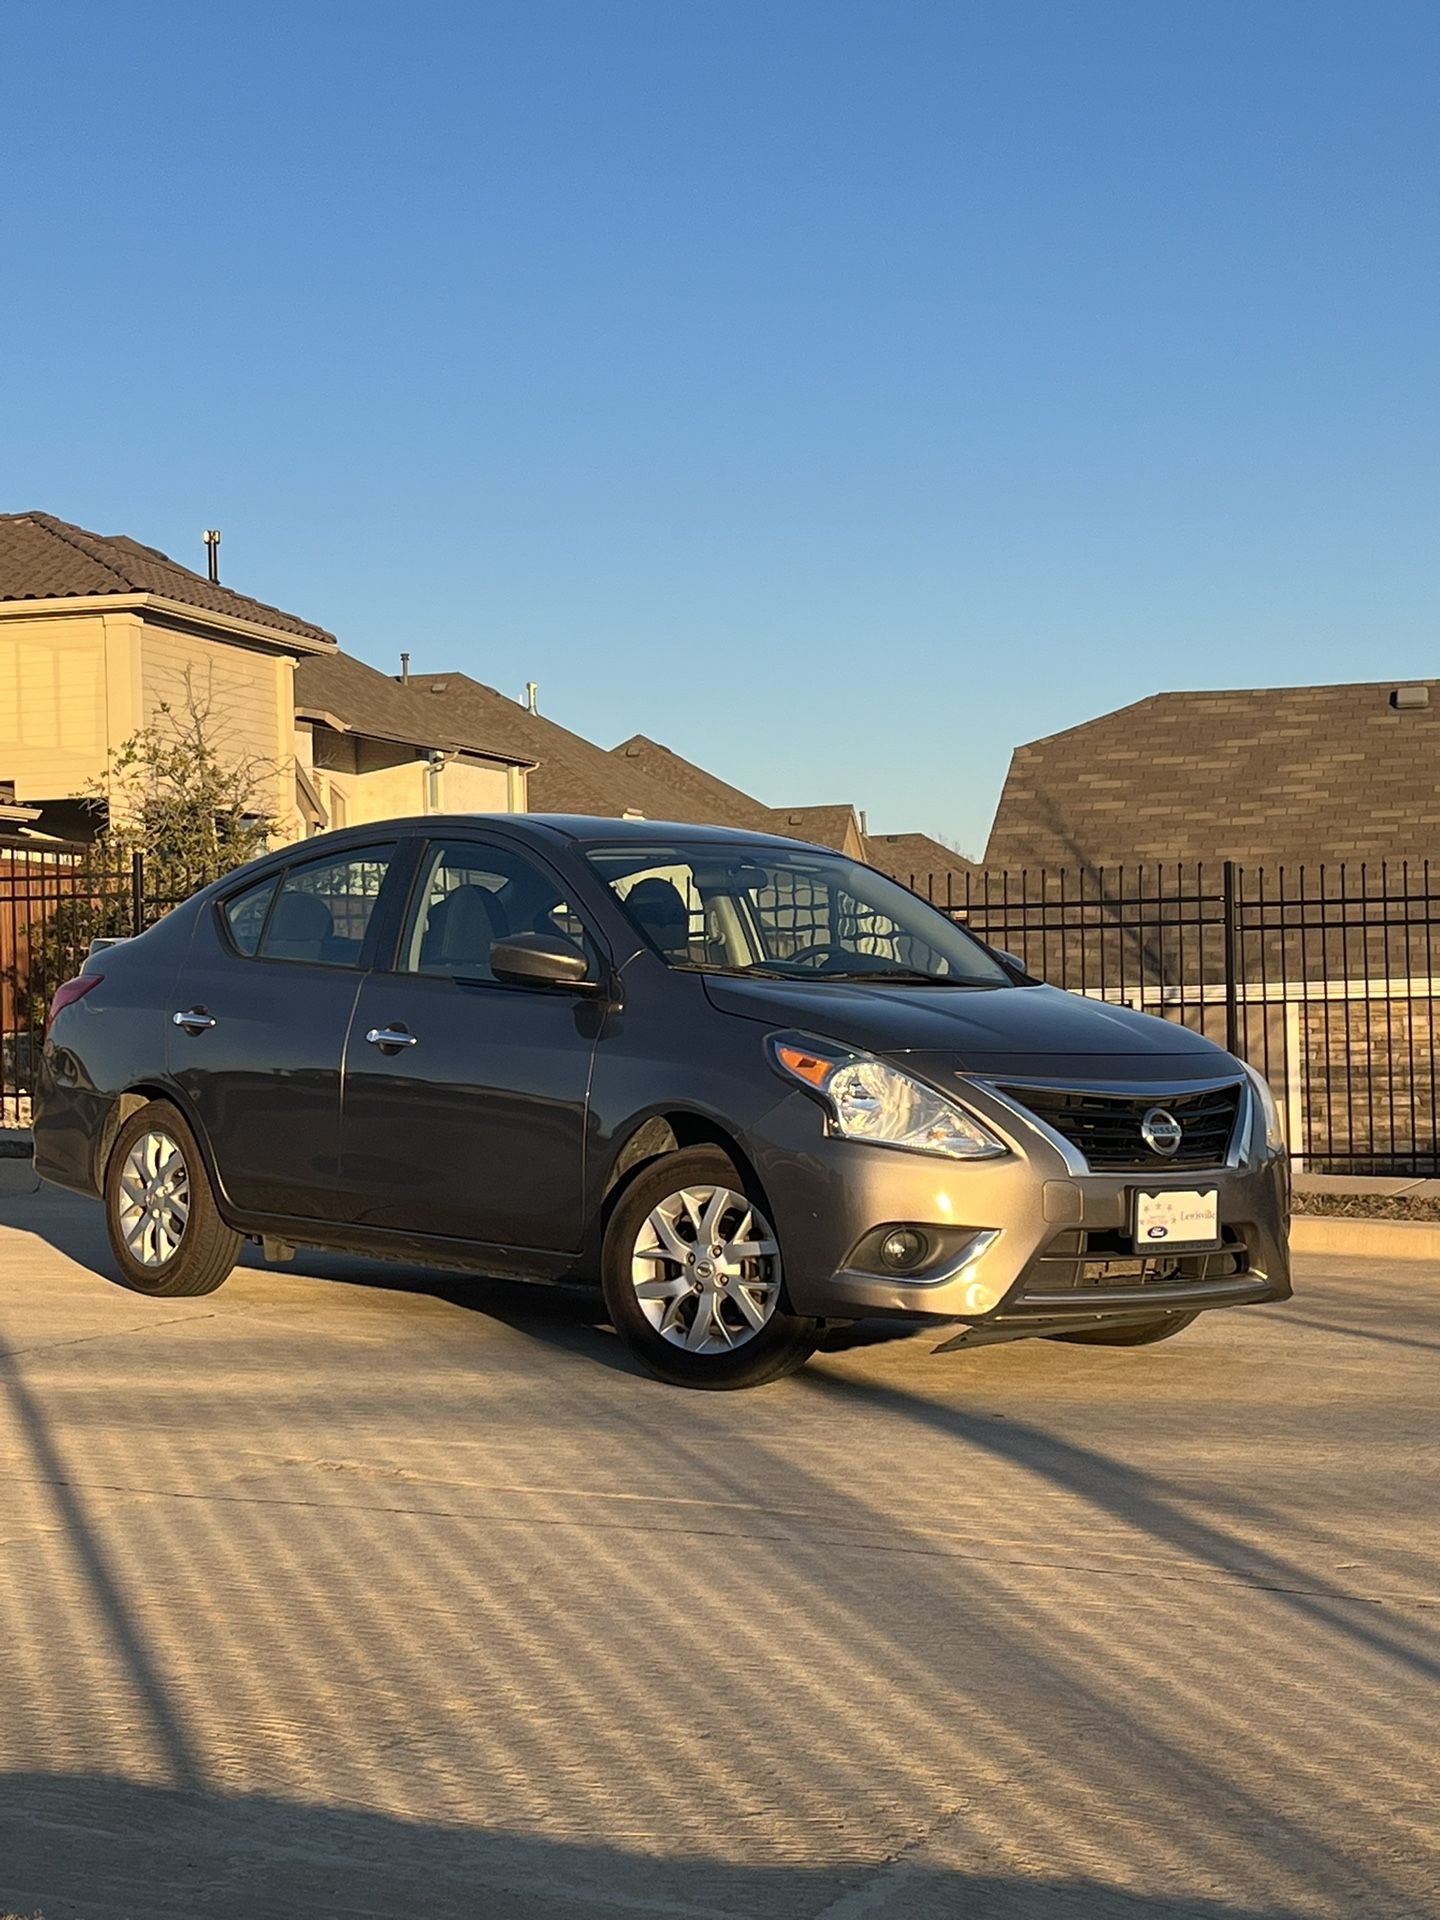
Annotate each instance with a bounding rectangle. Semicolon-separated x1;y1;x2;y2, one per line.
1290;1215;1440;1262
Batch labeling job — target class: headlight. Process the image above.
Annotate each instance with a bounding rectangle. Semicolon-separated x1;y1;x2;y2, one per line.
769;1032;1006;1161
1242;1062;1285;1153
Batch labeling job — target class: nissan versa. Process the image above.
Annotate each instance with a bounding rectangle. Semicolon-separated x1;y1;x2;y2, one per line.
34;816;1291;1389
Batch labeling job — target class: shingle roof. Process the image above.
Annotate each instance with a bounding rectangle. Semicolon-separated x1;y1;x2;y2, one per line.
405;677;679;818
610;737;863;847
985;680;1440;868
0;511;335;643
608;735;776;831
768;804;862;851
294;652;535;765
865;831;977;903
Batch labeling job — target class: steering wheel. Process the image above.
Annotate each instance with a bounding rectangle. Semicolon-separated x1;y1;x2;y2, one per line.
772;943;851;971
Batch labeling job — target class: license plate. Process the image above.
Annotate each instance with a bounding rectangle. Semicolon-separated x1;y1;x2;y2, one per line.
1131;1188;1220;1251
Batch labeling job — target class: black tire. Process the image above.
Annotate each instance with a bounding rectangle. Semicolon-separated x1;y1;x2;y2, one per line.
1050;1311;1199;1347
104;1100;243;1298
602;1146;819;1389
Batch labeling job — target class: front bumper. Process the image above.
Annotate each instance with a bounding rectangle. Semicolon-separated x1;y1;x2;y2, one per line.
746;1078;1291;1340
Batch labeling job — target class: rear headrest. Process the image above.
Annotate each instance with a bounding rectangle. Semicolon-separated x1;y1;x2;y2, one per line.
268;892;334;944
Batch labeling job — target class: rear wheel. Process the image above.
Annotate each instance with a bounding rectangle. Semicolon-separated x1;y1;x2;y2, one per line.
1051;1311;1199;1347
104;1101;243;1297
602;1146;819;1389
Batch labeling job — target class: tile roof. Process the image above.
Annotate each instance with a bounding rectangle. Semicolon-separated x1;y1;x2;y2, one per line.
985;680;1440;868
0;511;334;643
294;652;535;765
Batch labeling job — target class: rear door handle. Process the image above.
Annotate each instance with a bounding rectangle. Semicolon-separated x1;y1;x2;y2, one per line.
366;1026;419;1052
173;1008;217;1035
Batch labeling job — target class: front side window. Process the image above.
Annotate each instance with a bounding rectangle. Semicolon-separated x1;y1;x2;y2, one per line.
257;846;394;968
402;840;590;981
586;843;1010;987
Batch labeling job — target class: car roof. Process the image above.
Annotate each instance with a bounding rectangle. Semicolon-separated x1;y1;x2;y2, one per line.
305;813;832;854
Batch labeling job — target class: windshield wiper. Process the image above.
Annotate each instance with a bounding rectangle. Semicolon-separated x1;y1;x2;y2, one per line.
810;969;990;986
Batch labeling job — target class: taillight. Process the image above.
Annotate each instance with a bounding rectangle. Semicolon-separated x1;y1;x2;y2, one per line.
47;973;104;1032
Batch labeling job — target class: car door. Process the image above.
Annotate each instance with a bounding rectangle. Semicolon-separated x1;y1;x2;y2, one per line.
339;834;602;1251
167;841;398;1221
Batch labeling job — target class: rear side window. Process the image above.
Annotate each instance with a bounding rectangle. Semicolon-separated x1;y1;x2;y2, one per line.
223;876;280;956
257;847;394;968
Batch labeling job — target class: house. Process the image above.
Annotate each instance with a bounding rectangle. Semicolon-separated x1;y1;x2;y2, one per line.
985;680;1440;870
864;831;976;906
392;674;682;820
293;652;533;833
0;783;42;838
608;734;867;852
1;508;955;867
0;512;336;841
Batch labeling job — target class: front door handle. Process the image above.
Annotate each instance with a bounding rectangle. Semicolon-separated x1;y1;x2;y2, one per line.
173;1008;217;1035
366;1026;419;1052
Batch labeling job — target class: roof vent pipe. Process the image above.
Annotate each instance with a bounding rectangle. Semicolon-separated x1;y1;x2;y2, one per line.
525;681;538;714
202;529;221;583
400;652;411;685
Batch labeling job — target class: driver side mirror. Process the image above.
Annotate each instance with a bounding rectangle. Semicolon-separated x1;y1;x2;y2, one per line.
490;932;595;990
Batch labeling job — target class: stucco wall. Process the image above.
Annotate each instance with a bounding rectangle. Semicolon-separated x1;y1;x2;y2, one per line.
441;758;513;816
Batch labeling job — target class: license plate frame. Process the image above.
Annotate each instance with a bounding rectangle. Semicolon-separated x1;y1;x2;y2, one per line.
1130;1187;1221;1253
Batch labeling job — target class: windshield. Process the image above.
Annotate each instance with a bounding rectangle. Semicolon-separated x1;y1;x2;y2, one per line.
585;842;1012;986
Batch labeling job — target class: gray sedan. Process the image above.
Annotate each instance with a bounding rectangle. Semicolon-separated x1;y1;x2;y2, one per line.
35;815;1290;1388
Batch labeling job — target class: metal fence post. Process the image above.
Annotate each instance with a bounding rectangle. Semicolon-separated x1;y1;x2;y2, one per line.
1222;859;1240;1056
131;850;145;938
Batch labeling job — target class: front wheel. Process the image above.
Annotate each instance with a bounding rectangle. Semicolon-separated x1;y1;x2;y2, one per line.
602;1147;819;1389
1050;1312;1199;1347
104;1101;243;1297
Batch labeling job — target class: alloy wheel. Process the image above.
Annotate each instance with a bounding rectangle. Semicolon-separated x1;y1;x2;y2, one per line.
629;1184;781;1353
116;1130;191;1268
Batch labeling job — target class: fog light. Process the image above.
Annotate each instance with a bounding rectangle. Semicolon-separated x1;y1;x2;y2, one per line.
881;1228;929;1272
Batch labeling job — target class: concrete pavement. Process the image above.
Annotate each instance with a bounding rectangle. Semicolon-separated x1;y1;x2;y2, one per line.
0;1183;1435;1919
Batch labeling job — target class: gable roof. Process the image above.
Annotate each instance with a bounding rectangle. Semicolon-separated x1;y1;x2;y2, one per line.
294;652;535;765
0;511;335;644
610;737;863;847
986;679;1440;868
608;734;776;831
865;831;976;901
401;676;680;818
767;804;863;852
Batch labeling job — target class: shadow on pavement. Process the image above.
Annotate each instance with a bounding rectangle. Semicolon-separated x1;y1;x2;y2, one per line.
0;1771;1335;1920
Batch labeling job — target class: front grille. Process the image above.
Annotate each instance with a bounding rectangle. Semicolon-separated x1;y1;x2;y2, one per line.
1020;1226;1250;1296
999;1081;1244;1171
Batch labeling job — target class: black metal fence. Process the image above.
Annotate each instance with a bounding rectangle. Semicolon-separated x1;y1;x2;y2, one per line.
910;860;1440;1176
0;842;204;1119
4;841;1440;1173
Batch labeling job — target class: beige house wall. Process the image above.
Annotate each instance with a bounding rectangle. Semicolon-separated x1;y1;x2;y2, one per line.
302;722;527;837
0;609;147;803
321;758;430;831
441;757;514;816
0;605;310;841
140;622;295;828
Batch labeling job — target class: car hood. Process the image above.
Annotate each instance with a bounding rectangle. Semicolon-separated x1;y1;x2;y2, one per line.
700;976;1235;1081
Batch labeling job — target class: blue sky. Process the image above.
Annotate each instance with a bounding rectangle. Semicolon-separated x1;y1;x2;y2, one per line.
6;2;1436;854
